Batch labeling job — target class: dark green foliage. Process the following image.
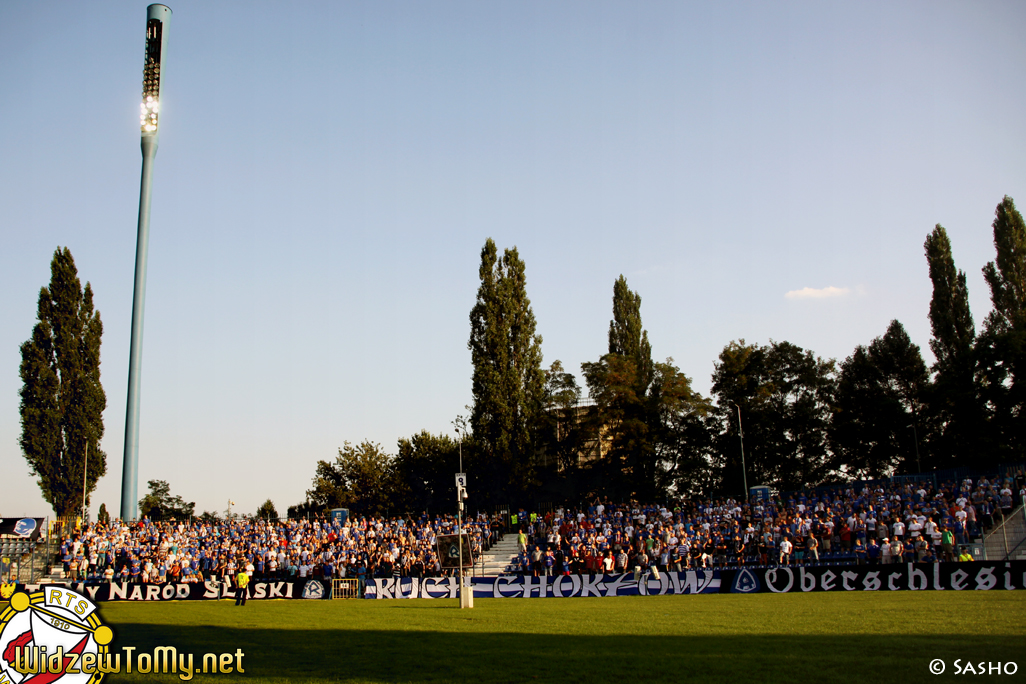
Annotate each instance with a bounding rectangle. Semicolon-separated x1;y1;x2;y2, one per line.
978;196;1026;464
584;277;708;501
392;431;462;514
711;340;835;493
256;499;279;520
468;239;545;506
306;441;396;517
534;361;587;502
924;225;987;466
539;361;584;471
138;479;195;520
982;196;1026;332
97;503;110;524
608;274;653;391
286;502;317;520
831;321;930;477
925;225;976;370
19;248;106;518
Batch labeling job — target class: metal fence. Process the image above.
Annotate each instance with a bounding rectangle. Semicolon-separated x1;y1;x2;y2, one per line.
331;578;361;599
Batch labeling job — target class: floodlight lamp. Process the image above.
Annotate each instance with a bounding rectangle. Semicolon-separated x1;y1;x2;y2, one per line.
139;6;171;136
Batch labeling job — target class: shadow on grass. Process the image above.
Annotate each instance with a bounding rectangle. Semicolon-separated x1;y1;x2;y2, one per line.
100;623;1022;684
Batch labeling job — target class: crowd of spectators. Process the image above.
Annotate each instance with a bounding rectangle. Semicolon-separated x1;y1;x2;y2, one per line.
57;512;505;595
54;469;1023;592
505;470;1024;575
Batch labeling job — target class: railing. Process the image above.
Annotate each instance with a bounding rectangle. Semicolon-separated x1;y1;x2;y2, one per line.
983;503;1026;561
0;537;49;583
331;578;361;599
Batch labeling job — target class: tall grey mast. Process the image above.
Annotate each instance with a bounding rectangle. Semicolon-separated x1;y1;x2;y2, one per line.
121;4;171;520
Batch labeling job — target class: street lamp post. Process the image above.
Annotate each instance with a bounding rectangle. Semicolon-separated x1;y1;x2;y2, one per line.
908;424;922;473
734;404;748;500
121;4;172;521
454;424;472;608
81;442;89;526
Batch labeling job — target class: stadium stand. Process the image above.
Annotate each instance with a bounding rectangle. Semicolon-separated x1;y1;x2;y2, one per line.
35;466;1024;594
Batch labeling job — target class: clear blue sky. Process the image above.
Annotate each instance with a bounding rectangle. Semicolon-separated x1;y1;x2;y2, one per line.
2;1;1024;518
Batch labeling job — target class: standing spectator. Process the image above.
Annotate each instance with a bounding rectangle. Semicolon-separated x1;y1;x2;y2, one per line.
866;538;880;565
806;534;819;564
889;537;904;563
778;537;792;566
940;528;955;562
235;567;250;606
853;538;866;565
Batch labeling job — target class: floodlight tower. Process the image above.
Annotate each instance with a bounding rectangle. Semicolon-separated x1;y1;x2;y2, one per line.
121;4;171;521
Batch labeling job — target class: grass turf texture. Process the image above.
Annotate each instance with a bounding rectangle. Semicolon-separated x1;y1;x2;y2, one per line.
6;592;1025;684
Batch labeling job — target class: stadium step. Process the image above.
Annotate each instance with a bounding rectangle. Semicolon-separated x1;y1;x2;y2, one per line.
982;504;1026;561
477;536;521;576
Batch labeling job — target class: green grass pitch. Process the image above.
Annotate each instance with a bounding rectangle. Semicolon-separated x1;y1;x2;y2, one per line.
8;592;1026;683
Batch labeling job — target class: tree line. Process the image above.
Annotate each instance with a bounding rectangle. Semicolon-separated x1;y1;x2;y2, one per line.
297;196;1025;516
19;197;1024;519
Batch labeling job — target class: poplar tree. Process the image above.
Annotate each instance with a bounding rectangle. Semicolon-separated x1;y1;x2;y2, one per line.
608;274;653;391
979;196;1026;461
468;239;545;505
924;225;984;465
983;196;1026;332
585;276;705;501
925;225;975;374
19;248;106;517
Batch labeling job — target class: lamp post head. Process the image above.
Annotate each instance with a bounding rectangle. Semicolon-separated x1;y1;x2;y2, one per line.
140;5;171;138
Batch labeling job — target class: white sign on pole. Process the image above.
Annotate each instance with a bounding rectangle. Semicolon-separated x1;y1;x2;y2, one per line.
455;473;467;488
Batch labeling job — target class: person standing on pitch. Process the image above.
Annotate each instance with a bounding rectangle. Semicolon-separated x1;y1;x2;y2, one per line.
235;567;250;606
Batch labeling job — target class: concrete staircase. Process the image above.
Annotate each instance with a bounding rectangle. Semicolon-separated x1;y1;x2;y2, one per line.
476;536;521;576
984;504;1026;561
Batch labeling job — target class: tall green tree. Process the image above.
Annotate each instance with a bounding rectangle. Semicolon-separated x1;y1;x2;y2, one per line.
468;239;545;506
924;225;985;466
979;196;1026;463
709;340;766;495
19;248;106;518
256;499;279;520
831;320;930;477
608;274;653;391
138;479;195;520
983;197;1026;332
539;360;583;471
392;430;462;514
711;340;835;493
306;441;396;517
535;361;587;502
584;277;708;501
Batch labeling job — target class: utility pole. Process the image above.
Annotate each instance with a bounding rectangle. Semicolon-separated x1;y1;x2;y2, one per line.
455;424;472;608
121;4;172;521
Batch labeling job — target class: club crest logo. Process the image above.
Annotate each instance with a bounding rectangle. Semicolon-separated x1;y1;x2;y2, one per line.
301;581;325;600
731;568;761;593
0;587;113;684
0;585;14;601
